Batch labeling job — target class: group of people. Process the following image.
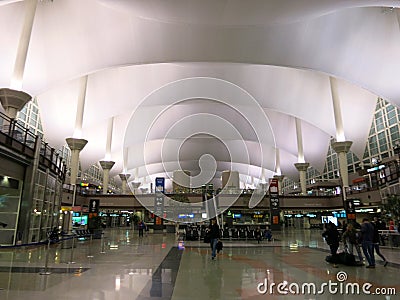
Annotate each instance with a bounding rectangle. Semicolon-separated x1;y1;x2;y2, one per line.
255;226;273;243
323;217;388;268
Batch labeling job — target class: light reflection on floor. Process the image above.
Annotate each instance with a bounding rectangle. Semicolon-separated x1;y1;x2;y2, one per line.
0;228;398;300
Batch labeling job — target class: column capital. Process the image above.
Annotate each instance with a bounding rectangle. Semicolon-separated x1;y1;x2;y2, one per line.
331;141;353;154
0;88;31;119
273;175;285;181
294;162;310;172
99;160;115;171
130;182;141;188
119;173;131;181
66;137;88;151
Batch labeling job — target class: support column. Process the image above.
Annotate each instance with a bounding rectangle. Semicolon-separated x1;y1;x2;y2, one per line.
72;76;88;138
100;161;115;194
10;0;38;90
273;175;285;195
329;76;353;189
129;182;141;195
0;0;36;119
331;141;353;188
0;88;32;119
275;148;282;175
294;118;309;195
294;163;309;195
119;173;131;195
295;118;305;163
66;138;88;185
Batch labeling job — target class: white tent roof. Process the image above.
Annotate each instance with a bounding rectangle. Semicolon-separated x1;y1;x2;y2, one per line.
1;0;400;187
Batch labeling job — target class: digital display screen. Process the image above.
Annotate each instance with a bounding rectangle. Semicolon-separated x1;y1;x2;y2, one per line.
72;215;88;225
321;216;338;226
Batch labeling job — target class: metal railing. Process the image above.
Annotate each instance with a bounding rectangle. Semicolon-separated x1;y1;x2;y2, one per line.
0;111;66;180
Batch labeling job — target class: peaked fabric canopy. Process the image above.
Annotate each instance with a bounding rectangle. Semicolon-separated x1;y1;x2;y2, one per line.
1;0;399;189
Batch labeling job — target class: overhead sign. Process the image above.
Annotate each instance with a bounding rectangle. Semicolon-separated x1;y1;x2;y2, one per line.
155;177;165;193
269;178;281;229
89;199;99;213
345;199;356;220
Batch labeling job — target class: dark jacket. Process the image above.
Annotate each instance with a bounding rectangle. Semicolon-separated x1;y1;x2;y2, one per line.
322;224;340;245
360;221;374;243
372;222;380;244
342;227;359;245
208;223;221;239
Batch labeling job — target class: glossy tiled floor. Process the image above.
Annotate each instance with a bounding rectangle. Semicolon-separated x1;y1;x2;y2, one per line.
0;228;399;299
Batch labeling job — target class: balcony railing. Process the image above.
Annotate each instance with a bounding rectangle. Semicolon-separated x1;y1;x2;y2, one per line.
0;111;66;180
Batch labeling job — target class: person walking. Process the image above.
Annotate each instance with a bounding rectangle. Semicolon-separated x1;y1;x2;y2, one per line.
360;218;375;268
207;218;221;260
255;226;262;244
322;222;340;267
342;223;363;262
138;220;145;237
372;219;388;266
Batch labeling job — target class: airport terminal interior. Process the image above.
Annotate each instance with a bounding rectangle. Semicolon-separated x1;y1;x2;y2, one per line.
1;0;400;299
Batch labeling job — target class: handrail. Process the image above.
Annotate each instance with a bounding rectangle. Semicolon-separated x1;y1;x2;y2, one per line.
0;111;66;180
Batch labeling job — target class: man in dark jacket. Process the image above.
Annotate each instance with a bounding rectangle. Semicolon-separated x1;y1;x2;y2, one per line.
207;218;220;260
361;218;375;268
322;222;340;265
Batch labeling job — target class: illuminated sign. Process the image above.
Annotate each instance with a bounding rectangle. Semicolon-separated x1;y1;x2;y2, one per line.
367;165;385;173
253;214;264;219
178;213;194;218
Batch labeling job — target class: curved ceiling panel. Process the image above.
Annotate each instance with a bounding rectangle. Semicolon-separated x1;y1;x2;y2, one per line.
1;1;397;189
97;0;400;26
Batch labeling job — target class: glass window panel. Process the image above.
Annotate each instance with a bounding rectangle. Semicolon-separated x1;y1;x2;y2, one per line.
379;144;388;152
31;113;37;122
370;147;379;156
0;195;20;212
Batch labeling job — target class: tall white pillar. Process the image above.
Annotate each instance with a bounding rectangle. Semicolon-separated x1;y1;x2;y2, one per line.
11;0;38;90
294;118;309;195
275;148;282;175
66;138;88;185
294;163;309;195
72;76;88;138
273;175;285;195
119;173;131;194
329;77;346;142
331;141;353;188
105;117;114;160
0;88;31;119
295;118;305;163
0;0;36;119
100;161;115;194
66;75;89;185
329;76;353;188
